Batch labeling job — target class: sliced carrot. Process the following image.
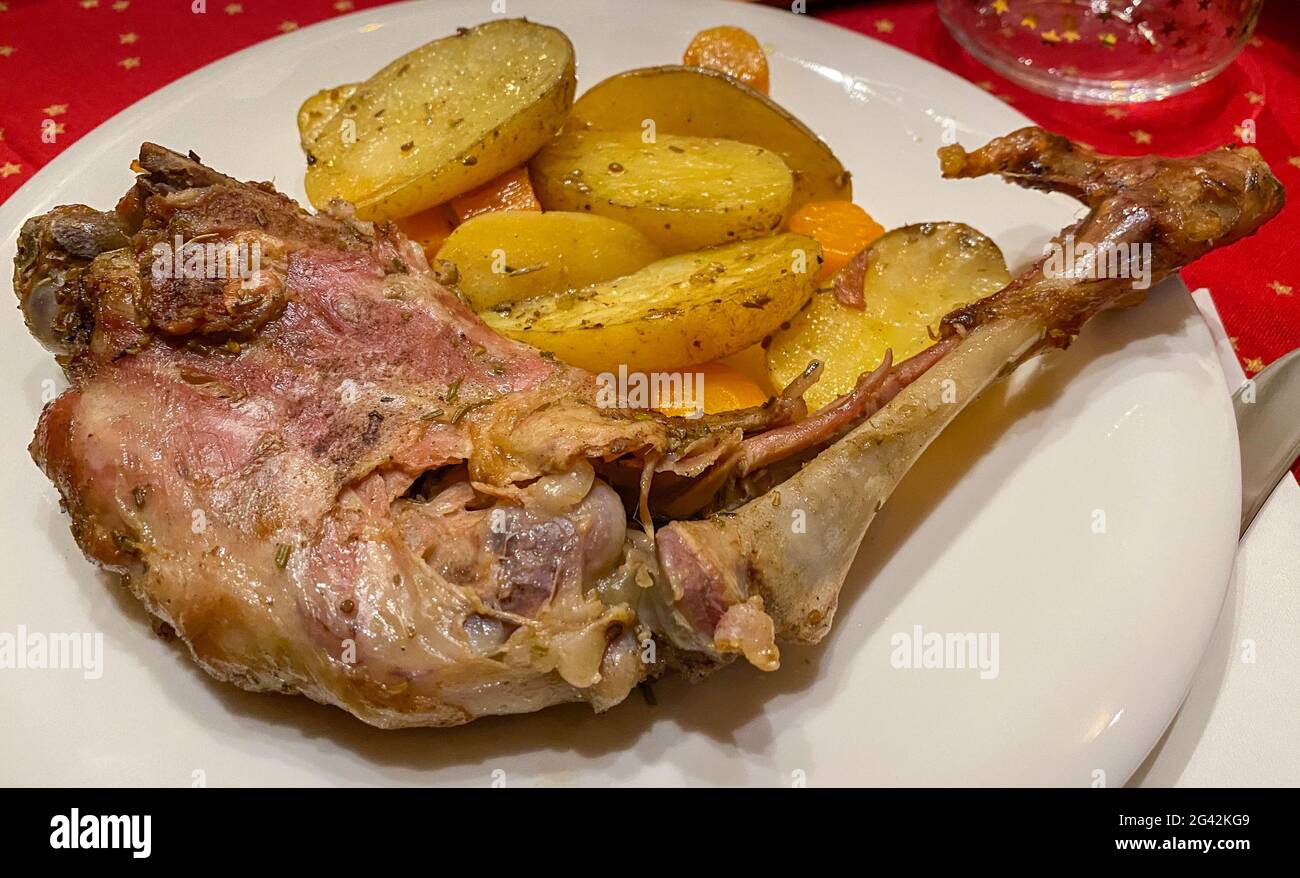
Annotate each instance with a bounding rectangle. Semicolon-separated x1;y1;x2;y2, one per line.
395;204;455;257
683;26;770;94
654;362;769;418
449;166;541;223
720;344;776;396
787;201;886;282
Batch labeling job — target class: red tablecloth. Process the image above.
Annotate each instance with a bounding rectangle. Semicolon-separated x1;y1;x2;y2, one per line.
1;0;1296;465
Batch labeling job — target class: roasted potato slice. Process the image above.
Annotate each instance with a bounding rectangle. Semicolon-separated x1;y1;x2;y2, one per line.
481;233;822;372
435;211;662;311
297;82;358;146
300;19;576;220
568;65;851;214
767;222;1011;410
530;130;793;253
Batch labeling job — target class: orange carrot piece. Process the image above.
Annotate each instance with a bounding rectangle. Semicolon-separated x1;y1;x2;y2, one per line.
683;26;770;94
787;201;886;283
395;205;455;257
720;344;776;396
449;167;541;223
654;362;769;418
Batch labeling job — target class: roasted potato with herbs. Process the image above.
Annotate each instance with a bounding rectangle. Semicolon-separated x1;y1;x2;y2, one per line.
530;130;793;253
568;65;851;216
299;19;576;220
481;233;822;372
767;222;1011;410
298;83;358;145
435;211;662;311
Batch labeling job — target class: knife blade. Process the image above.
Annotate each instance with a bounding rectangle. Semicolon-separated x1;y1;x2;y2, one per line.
1234;347;1300;535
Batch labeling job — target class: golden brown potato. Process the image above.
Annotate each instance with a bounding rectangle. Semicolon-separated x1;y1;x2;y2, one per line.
481;233;822;372
300;19;576;220
529;130;793;253
434;211;662;311
297;83;358;146
568;65;851;215
767;222;1011;410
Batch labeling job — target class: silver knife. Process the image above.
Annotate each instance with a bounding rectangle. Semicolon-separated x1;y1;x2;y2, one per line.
1234;347;1300;535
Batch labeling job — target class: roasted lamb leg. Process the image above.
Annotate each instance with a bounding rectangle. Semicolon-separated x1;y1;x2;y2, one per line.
12;130;1281;726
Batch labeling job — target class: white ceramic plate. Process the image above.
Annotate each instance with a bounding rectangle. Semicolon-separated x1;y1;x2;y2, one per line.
0;0;1238;787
